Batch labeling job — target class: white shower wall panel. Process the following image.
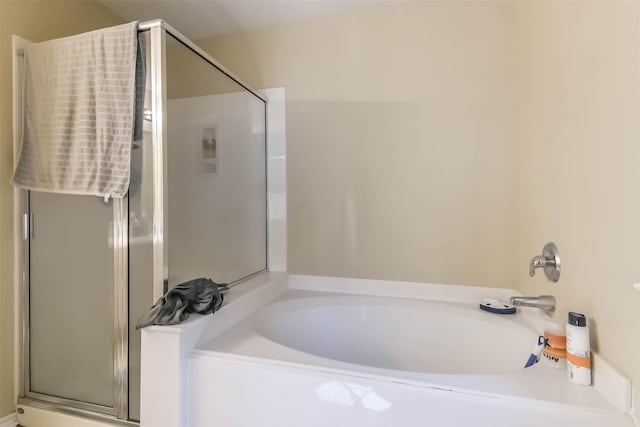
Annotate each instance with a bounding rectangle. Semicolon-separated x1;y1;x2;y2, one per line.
167;92;267;286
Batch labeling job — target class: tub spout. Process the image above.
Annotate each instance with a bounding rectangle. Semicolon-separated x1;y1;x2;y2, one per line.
509;295;556;315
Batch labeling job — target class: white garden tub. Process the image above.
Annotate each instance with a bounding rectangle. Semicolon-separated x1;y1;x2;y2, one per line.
140;273;635;427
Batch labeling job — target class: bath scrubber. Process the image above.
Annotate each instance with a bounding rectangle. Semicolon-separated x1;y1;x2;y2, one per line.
524;335;547;368
479;298;516;315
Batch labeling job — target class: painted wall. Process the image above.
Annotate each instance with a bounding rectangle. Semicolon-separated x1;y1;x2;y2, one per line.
511;1;640;414
0;0;124;418
196;2;518;288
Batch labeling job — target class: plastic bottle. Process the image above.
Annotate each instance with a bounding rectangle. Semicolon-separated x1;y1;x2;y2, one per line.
542;314;566;368
566;312;591;385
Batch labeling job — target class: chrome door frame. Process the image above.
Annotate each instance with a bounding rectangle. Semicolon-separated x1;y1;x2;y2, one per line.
14;20;268;423
13;30;134;422
139;19;268;298
17;194;129;419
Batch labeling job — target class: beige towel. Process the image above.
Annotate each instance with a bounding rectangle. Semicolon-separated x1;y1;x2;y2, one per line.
13;21;139;200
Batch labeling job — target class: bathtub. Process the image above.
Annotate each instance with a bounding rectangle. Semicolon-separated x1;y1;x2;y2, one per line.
140;273;634;427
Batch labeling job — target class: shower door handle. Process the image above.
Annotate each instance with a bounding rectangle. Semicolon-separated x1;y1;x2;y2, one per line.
23;213;34;240
23;213;28;240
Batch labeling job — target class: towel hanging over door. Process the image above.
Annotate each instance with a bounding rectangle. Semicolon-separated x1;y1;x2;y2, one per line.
12;21;141;200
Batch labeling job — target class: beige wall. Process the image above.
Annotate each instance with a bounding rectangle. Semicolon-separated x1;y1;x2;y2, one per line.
0;0;123;417
512;1;640;414
198;2;518;288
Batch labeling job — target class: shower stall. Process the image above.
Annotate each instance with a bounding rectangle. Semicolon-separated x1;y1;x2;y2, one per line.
13;20;268;423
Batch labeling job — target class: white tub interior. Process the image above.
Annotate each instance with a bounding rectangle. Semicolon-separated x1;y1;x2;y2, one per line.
251;295;537;375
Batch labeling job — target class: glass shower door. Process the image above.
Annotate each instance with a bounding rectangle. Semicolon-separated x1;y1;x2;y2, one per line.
21;29;151;421
27;193;116;411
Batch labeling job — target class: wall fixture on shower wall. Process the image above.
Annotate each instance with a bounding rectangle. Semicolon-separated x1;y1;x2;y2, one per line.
201;127;217;173
529;242;561;283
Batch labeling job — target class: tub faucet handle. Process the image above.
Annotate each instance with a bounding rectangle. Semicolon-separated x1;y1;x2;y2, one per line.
529;255;548;277
529;242;561;283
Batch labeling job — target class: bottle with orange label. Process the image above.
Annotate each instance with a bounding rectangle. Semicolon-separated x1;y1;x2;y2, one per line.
566;312;591;385
542;315;567;368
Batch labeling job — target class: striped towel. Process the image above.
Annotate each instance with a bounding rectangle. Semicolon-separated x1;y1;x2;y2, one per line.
13;21;141;200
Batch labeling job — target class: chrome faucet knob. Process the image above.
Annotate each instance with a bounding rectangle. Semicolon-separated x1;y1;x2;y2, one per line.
529;255;547;277
529;242;561;283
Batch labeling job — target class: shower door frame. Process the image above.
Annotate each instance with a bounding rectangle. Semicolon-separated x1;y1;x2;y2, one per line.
142;19;270;297
14;20;268;424
14;32;133;419
16;195;130;420
139;18;269;300
13;23;154;423
13;23;160;423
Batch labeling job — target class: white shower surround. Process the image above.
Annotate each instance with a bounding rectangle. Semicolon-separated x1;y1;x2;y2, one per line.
140;273;634;427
